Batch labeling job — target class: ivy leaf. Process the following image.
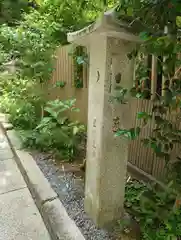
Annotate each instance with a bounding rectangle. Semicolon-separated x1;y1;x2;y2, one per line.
154;142;162;153
137;112;151;125
73;126;79;135
115;127;141;140
76;56;84;65
176;16;181;27
136;93;143;98
139;32;149;41
71;107;80;112
151;142;158;151
127;7;133;16
54;81;66;88
137;112;147;119
115;129;128;137
129;127;141;140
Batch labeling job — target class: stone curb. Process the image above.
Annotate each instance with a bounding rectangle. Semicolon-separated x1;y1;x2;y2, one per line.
7;130;22;150
15;150;58;207
42;199;85;240
3;125;85;240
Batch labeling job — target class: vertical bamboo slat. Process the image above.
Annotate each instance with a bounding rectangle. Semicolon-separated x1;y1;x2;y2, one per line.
151;55;158;100
49;44;88;124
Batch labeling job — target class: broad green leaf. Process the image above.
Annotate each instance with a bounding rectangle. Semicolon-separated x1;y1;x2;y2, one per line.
115;129;128;137
176;16;181;27
130;127;141;140
76;56;85;65
136;93;143;98
73;126;79;135
139;32;149;41
137;112;147;119
150;142;157;150
34;0;42;5
127;7;133;16
71;107;80;112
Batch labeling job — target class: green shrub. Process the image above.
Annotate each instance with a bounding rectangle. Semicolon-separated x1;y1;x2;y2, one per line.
0;73;85;160
20;99;86;160
0;73;45;129
123;180;181;239
8;101;38;129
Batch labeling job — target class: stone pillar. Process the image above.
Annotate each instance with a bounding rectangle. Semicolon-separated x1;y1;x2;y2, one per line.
85;34;135;227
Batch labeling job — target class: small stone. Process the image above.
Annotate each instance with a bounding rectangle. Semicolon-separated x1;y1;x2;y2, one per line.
2;122;13;130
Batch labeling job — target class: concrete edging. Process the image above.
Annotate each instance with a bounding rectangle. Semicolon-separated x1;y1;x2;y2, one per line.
3;126;85;240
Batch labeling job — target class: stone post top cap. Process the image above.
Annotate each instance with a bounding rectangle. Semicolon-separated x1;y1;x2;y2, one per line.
67;8;142;46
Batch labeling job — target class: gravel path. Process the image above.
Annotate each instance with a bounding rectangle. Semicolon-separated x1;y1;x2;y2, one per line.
32;152;113;240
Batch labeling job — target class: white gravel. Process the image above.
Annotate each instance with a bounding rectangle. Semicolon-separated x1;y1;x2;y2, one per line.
32;152;113;240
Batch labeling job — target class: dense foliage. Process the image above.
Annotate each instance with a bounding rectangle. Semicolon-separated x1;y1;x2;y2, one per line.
115;0;181;32
110;0;181;239
114;1;181;176
19;99;85;160
0;0;110;81
0;0;36;25
124;179;181;239
0;0;108;159
0;73;44;128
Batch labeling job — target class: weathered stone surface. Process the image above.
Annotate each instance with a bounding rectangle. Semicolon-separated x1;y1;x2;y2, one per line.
42;198;85;240
83;36;135;227
15;150;58;205
0;158;26;194
7;129;22;150
0;188;51;240
0;133;9;150
0;149;14;160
